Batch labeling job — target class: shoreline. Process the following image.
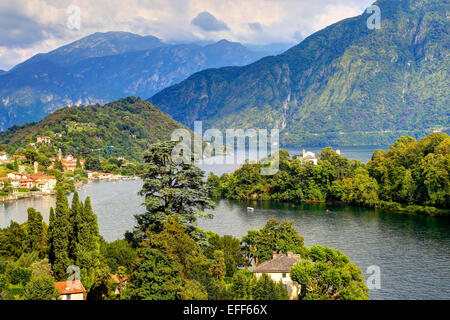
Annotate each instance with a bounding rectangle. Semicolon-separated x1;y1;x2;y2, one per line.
216;198;450;218
0;175;140;203
0;190;56;203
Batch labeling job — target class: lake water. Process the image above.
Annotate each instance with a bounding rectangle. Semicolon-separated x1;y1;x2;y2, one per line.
1;146;449;300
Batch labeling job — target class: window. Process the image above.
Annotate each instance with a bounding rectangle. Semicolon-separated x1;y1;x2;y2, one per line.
282;273;287;278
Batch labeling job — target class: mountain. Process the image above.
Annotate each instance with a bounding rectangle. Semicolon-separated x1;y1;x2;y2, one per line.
10;31;164;72
149;0;449;147
0;97;188;160
0;70;4;75
0;32;268;131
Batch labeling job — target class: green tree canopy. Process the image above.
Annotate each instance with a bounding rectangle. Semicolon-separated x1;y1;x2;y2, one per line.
131;140;215;243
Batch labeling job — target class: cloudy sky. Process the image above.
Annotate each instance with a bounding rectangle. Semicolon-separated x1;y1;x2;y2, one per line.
0;0;375;70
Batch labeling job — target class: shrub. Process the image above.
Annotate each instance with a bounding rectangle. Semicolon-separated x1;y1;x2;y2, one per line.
8;267;32;286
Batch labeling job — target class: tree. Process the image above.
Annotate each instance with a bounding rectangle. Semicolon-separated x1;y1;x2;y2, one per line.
116;266;127;300
209;250;226;281
8;266;32;285
342;168;379;207
30;259;53;277
252;274;289;300
1;221;27;259
206;233;247;277
132;140;215;243
47;207;55;265
85;156;103;172
51;189;72;280
23;149;38;164
180;279;208;300
26;208;45;257
69;191;82;261
75;197;102;293
241;219;307;266
151;216;208;279
23;275;59;300
105;240;138;274
230;270;253;300
53;159;64;172
290;245;369;300
127;241;182;300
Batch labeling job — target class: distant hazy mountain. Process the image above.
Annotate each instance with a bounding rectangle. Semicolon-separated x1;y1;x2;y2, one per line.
150;0;449;146
10;31;164;72
0;70;5;75
0;32;268;130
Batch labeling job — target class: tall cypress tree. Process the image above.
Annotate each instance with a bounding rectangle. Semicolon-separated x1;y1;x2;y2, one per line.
76;197;101;292
48;207;55;265
52;188;72;280
27;208;44;257
69;191;82;261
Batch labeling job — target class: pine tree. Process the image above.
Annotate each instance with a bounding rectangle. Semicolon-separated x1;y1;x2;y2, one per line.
75;197;101;293
132;141;215;244
52;188;71;280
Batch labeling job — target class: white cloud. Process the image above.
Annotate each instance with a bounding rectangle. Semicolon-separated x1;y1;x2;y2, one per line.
0;0;375;70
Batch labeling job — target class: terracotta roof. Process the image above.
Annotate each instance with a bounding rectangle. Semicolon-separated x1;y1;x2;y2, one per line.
254;253;301;273
29;173;56;180
54;280;86;295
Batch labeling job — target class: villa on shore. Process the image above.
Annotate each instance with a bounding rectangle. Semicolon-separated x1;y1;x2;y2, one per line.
0;172;57;192
253;252;302;300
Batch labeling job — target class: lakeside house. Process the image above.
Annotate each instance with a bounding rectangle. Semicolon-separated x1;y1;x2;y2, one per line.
295;149;318;165
54;280;86;300
29;173;57;192
0;172;56;192
87;171;116;180
253;252;302;300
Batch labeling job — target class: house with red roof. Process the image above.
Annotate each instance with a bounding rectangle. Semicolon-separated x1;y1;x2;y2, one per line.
54;280;86;300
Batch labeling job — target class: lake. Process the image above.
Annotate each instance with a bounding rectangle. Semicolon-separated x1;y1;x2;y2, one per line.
1;145;449;300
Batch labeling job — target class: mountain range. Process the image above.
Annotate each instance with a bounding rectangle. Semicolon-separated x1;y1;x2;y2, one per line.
0;32;270;131
150;0;449;146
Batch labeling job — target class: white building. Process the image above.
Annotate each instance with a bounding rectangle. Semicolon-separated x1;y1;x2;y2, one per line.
296;149;318;165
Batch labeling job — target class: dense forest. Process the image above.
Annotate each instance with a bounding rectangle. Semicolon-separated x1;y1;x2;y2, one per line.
207;133;450;216
0;97;189;161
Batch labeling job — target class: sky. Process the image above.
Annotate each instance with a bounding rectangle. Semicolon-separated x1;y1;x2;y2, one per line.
0;0;375;70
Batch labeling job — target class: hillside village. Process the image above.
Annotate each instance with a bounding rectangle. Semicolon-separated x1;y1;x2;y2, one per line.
0;134;140;200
